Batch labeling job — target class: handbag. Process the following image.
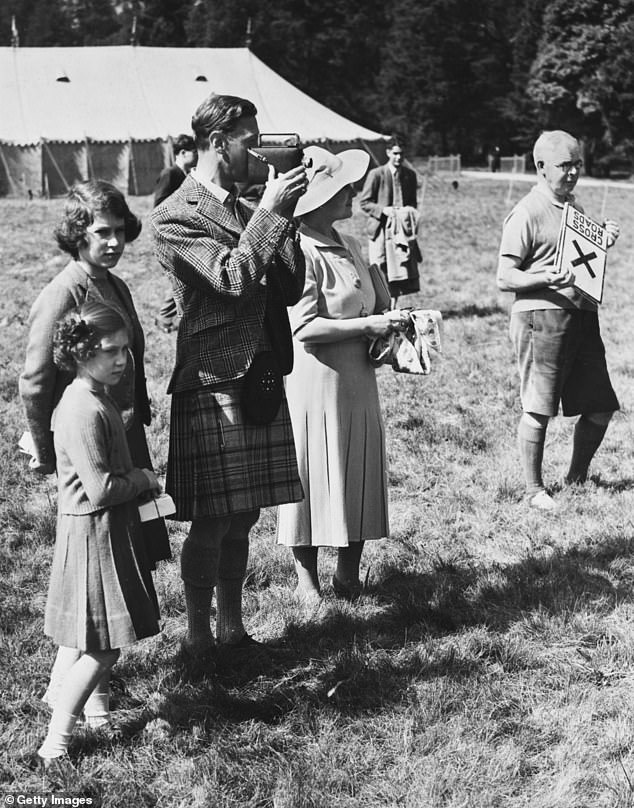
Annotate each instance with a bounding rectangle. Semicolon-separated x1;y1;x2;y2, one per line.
241;350;284;424
369;309;442;375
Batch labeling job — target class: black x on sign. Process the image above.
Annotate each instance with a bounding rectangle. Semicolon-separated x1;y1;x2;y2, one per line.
557;203;607;304
571;239;597;278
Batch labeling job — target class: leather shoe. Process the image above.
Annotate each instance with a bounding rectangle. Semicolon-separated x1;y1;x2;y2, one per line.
180;636;217;676
20;751;76;784
217;633;272;667
332;575;362;601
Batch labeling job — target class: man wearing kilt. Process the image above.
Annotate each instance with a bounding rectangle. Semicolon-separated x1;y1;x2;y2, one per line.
151;93;307;662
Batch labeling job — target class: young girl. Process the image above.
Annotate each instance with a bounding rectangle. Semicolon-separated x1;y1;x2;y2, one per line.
37;300;161;769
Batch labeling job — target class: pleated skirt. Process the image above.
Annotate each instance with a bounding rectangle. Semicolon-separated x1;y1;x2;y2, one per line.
44;503;160;651
277;337;389;548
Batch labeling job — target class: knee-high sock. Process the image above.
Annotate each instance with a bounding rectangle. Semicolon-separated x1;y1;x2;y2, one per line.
181;517;229;644
216;513;255;644
566;416;610;484
518;418;547;494
215;578;246;644
83;670;111;728
43;646;81;709
184;584;215;644
37;709;79;760
38;650;119;759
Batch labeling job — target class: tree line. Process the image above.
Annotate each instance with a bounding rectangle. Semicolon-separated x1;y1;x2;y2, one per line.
3;0;633;173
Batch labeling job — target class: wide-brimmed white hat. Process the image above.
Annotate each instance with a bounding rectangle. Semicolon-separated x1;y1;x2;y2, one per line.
294;146;370;217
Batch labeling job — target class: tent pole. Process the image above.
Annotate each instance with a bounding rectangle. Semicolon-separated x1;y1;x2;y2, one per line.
41;140;48;197
0;144;20;196
85;137;94;180
42;139;70;194
356;138;381;167
129;138;139;195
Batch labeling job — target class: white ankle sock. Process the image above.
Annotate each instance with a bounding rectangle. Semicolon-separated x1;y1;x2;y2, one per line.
83;672;111;728
38;709;79;760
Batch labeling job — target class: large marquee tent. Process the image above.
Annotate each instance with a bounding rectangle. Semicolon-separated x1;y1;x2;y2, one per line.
0;45;388;197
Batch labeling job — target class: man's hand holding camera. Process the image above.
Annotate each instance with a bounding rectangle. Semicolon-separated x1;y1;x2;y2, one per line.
260;164;308;218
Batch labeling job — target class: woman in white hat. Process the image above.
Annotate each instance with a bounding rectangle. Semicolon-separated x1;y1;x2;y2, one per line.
277;146;396;603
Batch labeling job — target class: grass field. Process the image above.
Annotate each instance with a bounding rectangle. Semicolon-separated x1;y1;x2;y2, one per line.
1;175;633;807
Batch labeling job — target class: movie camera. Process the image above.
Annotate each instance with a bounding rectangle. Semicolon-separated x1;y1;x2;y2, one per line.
246;134;312;184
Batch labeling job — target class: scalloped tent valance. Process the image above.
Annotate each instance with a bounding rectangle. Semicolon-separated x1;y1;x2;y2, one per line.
0;45;388;197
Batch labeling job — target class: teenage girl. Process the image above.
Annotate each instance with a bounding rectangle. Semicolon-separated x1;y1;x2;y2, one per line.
37;300;161;768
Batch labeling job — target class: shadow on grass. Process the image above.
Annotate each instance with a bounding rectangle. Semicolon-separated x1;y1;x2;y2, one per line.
442;303;507;320
123;532;634;726
590;476;634;493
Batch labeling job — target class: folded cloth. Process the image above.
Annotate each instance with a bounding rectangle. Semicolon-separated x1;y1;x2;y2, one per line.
385;206;421;284
369;309;442;375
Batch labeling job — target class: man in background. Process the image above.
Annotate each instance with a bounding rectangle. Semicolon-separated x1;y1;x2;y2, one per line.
153;134;197;332
360;140;420;308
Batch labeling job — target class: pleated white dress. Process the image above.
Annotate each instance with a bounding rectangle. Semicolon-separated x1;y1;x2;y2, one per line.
277;225;389;548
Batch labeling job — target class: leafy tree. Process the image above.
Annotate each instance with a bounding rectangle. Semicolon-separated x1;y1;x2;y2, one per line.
184;0;248;47
2;0;633;168
0;0;38;46
498;0;549;157
528;0;634;168
253;0;388;132
373;0;516;158
136;0;191;46
24;0;73;45
60;0;121;45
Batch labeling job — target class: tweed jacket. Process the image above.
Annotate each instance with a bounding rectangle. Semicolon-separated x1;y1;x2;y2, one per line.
359;163;418;240
19;260;151;468
151;173;305;394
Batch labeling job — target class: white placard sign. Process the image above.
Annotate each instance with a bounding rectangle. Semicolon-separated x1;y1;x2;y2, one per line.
555;203;608;305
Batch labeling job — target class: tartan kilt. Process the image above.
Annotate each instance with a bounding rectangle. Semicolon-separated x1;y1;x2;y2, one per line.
166;380;304;520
